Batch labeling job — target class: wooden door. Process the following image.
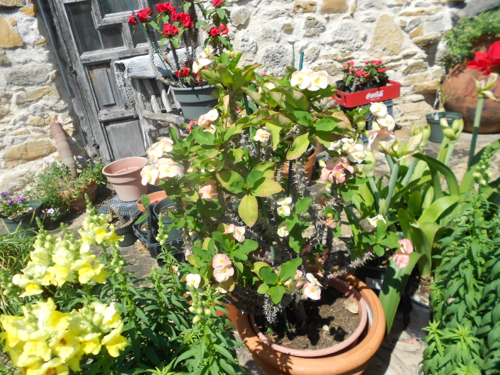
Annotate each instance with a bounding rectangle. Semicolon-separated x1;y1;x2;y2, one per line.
45;0;180;161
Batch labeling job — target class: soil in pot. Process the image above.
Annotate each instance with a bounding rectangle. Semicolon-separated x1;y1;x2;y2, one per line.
108;212;137;247
254;287;360;351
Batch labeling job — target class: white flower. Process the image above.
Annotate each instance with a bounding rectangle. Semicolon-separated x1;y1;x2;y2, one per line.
328;140;342;153
264;82;276;90
200;46;214;59
254;129;270;142
308;71;329;91
140;165;159;185
359;214;386;232
290;70;312;90
277;197;292;206
213;265;234;283
306;273;321;285
303;282;321;300
224;224;246;243
370;102;388;118
157;159;180;179
341;138;356;154
347;144;367;163
186;274;201;288
376;115;396;131
277;205;291;216
277;222;289;237
193;57;213;73
205;109;219;122
203;125;216;134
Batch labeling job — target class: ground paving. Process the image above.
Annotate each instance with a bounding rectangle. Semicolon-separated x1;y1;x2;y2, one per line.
3;130;498;374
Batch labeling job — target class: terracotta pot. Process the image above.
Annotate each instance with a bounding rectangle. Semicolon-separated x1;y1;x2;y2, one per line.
68;181;98;212
102;157;148;202
249;277;368;357
236;274;386;375
136;190;167;212
443;64;500;134
283;148;317;182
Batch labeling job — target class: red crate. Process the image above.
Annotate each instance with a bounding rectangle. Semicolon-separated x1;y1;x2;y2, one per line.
332;80;401;107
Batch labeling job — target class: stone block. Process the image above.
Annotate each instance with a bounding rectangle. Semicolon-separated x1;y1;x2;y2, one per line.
412;34;441;47
11;129;29;135
304;47;320;62
304;16;326;36
413;80;439;94
20;4;35;16
28;116;44;126
0;0;24;6
0;108;10;119
283;23;294;33
262;27;280;43
16;86;59;106
402;48;420;58
410;24;424;37
0;50;10;66
369;14;404;57
3;139;56;167
321;0;348;13
403;61;428;75
0;16;24;48
294;1;317;12
403;72;430;85
232;8;251;27
3;66;52;86
400;7;441;16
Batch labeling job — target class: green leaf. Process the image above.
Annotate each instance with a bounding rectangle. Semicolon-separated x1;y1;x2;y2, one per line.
268;285;286;304
286;133;310;160
418;195;460;224
216;170;245;194
289;231;304;253
257;283;270;294
228;149;244;162
193;130;215;145
315;119;337;132
279;86;309;111
264;113;293;128
216;63;233;86
241;86;266;107
373;244;385;257
259;266;279;285
294;197;312;214
265;123;282;150
252;178;283;197
279;258;302;282
238;194;258;227
252;162;276;178
246;170;264;187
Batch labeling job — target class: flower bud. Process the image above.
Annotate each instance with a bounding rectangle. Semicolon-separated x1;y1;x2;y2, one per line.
189;306;196;313
204;309;211;316
197;308;203;315
442;126;458;141
193;316;201;324
363;151;376;178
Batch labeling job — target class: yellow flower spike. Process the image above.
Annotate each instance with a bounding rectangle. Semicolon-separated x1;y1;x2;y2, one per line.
80;333;102;355
19;340;52;364
90;302;121;330
101;323;128;358
20;283;43;298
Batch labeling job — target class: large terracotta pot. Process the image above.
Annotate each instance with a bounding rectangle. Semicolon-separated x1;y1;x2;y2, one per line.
443;64;500;134
236;274;386;375
66;181;98;212
102;157;148;202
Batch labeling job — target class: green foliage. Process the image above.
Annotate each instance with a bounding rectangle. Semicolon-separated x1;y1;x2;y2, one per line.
443;9;500;70
422;193;500;375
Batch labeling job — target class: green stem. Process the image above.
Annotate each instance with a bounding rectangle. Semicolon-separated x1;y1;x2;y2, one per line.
383;162;400;216
401;157;417;186
368;176;381;211
437;136;451;164
385;154;394;171
468;96;485;168
443;140;457;166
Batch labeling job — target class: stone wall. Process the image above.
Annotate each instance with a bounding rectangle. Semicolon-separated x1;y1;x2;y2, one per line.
229;0;472;125
0;0;80;194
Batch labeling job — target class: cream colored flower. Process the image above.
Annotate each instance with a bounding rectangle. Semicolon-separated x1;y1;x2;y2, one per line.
186;273;201;288
277;205;291;216
157;158;180;179
308;71;329;91
303;282;321;300
140;165;159;186
277;222;289;237
347;144;367;163
205;109;219;122
376;115;396;131
254;129;270;142
290;70;312;90
224;224;246;242
370;102;387;118
200;46;214;59
193;57;213;73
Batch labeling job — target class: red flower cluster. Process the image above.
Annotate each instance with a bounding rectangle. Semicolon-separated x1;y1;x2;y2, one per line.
365;59;383;65
175;12;194;28
209;25;229;36
128;8;152;24
467;41;500;75
212;0;224;6
156;2;176;14
175;67;190;77
163;23;179;37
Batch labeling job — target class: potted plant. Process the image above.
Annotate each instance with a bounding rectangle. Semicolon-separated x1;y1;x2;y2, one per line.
128;0;233;120
25;157;107;225
102;156;148;202
104;204;138;247
442;9;500;133
139;51;386;373
332;59;401;108
0;202;244;374
0;192;41;234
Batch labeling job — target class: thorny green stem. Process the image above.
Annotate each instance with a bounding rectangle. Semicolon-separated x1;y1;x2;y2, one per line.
468;96;485;168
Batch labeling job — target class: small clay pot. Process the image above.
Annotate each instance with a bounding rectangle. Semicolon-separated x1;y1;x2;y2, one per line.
102;157;148;202
68;181;98;212
136;190;167;212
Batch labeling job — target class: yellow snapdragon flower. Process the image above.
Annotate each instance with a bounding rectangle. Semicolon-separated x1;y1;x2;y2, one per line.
101;323;128;358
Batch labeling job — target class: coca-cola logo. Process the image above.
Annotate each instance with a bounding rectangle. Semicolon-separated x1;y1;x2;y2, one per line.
366;91;384;100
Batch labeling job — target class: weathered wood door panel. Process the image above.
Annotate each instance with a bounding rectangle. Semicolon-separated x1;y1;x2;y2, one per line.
45;0;180;162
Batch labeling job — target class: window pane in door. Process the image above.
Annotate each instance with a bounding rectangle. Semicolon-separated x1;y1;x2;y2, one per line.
130;24;147;46
65;1;101;53
100;25;124;49
100;0;140;15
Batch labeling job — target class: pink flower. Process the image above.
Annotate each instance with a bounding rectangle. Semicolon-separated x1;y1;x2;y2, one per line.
224;224;246;242
301;243;312;256
187;120;197;133
213;265;234;283
157;158;180;179
163;23;179;37
332;165;346;184
254;129;270;142
320;167;334;184
213;0;224;5
210;27;221;37
199;180;218;201
212;253;232;269
136;8;152;22
347;61;354;66
186;274;201;288
398;239;413;254
128;15;138;25
303;282;321;300
355;69;366;77
367;128;396;154
393;253;410;269
325;218;336;228
219;24;229;35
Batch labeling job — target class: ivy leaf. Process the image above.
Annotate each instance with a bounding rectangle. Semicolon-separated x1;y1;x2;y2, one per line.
259;266;279;285
268;285;286;304
238;194;258;227
286;134;310;160
279;258;302;283
257;283;270;294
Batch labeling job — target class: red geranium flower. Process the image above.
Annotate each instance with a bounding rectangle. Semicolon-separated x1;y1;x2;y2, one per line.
377;68;386;73
209;27;221;37
467;41;500;75
136;8;152;23
174;71;181;77
163;23;179;37
219;24;229;34
355;69;366;77
157;2;168;13
179;13;193;28
128;14;137;25
171;11;180;22
180;67;190;77
213;0;224;6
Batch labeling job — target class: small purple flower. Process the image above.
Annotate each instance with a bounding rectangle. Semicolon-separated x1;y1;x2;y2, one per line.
1;192;9;198
6;200;14;205
77;156;83;159
17;197;26;202
47;208;55;214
